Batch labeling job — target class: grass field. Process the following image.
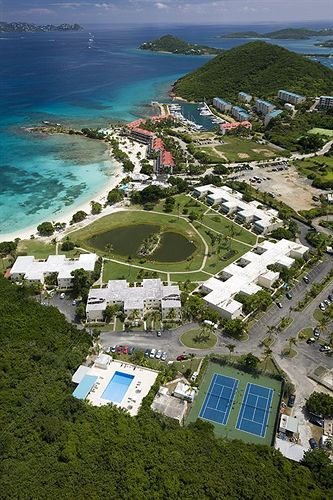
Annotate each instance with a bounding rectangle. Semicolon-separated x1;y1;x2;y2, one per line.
196;137;281;163
309;128;333;138
17;239;56;258
293;156;333;188
201;211;256;245
187;361;282;446
180;329;217;349
103;261;167;282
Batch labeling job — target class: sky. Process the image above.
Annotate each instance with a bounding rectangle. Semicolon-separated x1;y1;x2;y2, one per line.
1;0;333;25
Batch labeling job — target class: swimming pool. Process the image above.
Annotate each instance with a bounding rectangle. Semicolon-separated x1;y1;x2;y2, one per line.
102;371;134;403
73;374;98;400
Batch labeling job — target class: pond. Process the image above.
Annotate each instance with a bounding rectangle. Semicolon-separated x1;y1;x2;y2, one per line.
86;224;196;262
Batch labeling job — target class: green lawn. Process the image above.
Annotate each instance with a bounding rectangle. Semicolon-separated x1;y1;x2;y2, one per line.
180;329;217;349
170;272;210;282
68;210;206;273
154;194;206;218
197;137;281;163
187;361;282;446
201;211;256;245
17;239;56;258
298;327;313;341
309;128;333;138
103;261;167;282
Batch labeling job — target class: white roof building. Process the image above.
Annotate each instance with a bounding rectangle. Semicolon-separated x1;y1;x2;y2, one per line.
86;278;181;322
193;185;283;235
173;382;197;402
275;438;307;462
10;253;97;288
202;239;308;319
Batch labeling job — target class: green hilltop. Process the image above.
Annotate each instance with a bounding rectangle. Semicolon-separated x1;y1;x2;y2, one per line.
173;41;333;101
139;34;223;56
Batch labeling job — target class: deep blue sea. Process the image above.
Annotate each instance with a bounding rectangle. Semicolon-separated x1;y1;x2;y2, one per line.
1;23;332;236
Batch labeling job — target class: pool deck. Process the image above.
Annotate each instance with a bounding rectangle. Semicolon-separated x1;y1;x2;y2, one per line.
83;360;158;416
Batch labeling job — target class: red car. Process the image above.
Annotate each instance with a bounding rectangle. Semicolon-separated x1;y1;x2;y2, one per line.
122;345;129;355
176;354;189;361
116;345;123;353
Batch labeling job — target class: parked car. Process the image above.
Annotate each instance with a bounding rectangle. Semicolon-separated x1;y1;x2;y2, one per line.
319;345;331;353
287;394;296;407
309;438;318;449
122;345;129;355
72;299;77;306
60;292;65;299
191;371;199;382
303;276;310;284
277;302;283;309
144;348;151;358
319;302;326;311
155;349;162;360
176;354;188;361
309;416;324;427
156;331;162;337
161;352;168;362
286;292;293;300
324;299;330;306
313;328;320;338
116;345;123;353
111;345;117;353
328;294;332;302
306;337;316;344
128;346;136;355
150;348;157;358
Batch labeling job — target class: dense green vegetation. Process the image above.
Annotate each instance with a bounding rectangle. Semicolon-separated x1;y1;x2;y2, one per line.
306;391;333;418
221;28;333;39
139;34;223;55
292;153;333;189
1;276;332;497
173;42;333;102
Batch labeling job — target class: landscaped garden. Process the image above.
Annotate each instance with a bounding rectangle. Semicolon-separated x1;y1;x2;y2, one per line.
180;328;217;349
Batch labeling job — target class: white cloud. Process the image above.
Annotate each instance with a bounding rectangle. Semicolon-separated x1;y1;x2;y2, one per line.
155;2;168;9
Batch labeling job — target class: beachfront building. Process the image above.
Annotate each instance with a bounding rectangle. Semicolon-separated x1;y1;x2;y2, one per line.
264;109;283;126
213;97;232;113
129;127;155;144
86;279;181;322
239;92;252;103
255;99;275;115
10;253;97;288
149;137;175;175
72;357;158;416
201;239;308;319
278;90;305;105
219;121;252;135
318;95;333;109
193;185;283;235
231;106;251;121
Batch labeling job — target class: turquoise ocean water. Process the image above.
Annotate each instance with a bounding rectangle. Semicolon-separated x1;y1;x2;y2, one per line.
1;23;332;236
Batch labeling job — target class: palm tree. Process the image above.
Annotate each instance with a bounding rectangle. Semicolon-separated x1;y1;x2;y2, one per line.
266;325;276;343
319;316;329;337
288;336;297;354
167;308;177;323
151;309;161;329
226;343;236;360
263;347;273;370
105;243;113;255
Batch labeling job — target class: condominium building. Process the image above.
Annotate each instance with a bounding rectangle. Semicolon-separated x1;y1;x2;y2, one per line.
129;127;155;144
278;90;305;105
10;253;97;288
201;239;308;319
264;109;283;126
255;99;275;115
149;137;174;174
231;106;251;121
219;121;252;135
318;96;333;109
193;184;283;235
213;97;232;113
238;92;252;103
86;279;181;322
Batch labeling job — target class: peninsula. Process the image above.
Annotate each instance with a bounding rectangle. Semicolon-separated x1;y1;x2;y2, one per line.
315;39;333;48
220;27;333;39
0;22;83;32
139;34;223;56
173;41;333;101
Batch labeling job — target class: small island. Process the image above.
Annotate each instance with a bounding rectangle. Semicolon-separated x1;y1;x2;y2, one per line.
139;34;223;56
315;39;333;48
220;27;333;40
0;22;83;33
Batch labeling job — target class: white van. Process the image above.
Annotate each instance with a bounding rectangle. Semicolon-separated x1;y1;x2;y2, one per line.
203;320;218;329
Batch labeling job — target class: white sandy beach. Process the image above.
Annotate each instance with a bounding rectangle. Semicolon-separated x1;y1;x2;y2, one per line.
0;134;148;243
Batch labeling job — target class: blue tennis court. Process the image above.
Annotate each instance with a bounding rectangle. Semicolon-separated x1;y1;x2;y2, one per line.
199;373;239;425
236;383;273;438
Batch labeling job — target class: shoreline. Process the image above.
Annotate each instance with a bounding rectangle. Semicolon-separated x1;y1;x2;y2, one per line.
0;132;148;244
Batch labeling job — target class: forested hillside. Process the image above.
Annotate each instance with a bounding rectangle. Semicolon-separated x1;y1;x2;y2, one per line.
173;42;333;101
0;277;332;499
